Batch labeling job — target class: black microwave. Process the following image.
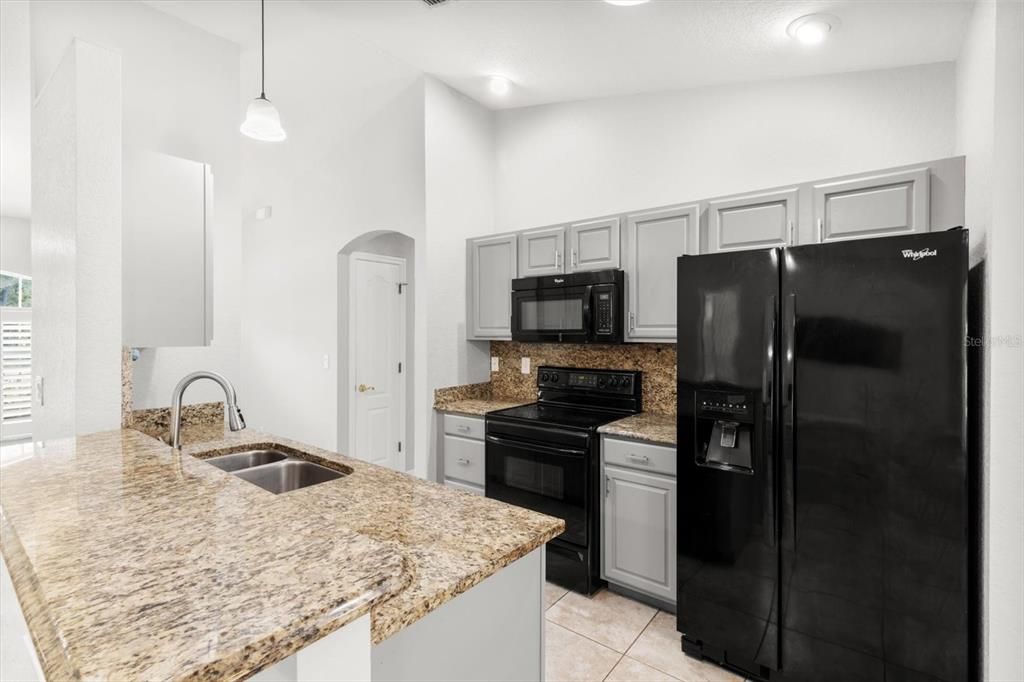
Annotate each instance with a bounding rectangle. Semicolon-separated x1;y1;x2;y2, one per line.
511;269;624;344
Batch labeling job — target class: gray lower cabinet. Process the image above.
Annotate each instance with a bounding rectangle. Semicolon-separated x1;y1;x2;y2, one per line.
518;226;565;277
704;188;798;253
624;204;700;341
601;438;677;604
568;218;620;272
812;166;930;242
441;414;486;495
467;234;517;339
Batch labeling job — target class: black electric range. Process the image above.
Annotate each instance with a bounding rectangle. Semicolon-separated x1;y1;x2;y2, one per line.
485;366;643;594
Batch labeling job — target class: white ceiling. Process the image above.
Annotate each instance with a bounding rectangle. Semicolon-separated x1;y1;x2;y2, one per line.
147;0;974;110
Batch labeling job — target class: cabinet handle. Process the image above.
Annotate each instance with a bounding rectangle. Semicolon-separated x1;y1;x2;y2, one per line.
628;312;636;332
627;453;650;464
555;250;562;269
816;218;824;243
788;220;795;245
571;249;578;269
457;457;470;465
605;475;611;497
456;425;471;433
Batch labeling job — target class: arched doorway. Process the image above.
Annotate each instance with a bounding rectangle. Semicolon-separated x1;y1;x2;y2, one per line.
338;231;415;470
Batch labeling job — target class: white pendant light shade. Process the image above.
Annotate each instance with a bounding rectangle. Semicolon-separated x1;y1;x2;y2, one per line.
240;96;287;142
241;0;286;142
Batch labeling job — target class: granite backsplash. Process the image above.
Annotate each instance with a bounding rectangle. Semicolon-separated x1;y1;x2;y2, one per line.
489;341;677;416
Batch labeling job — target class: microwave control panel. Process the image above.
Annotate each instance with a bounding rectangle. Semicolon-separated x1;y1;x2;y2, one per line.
594;286;615;335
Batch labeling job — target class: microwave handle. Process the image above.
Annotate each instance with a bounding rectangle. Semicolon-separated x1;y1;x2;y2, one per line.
582;285;594;333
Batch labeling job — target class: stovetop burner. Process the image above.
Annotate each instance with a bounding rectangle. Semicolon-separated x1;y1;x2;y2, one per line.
486;402;631;431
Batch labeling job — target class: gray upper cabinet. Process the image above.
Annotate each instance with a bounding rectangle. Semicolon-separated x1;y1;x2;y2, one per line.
624;204;699;341
568;218;620;272
602;464;677;603
123;149;213;348
467;234;517;339
812;167;930;242
705;188;798;253
518;226;565;277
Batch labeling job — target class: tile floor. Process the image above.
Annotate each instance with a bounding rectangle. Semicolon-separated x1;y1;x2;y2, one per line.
544;583;745;682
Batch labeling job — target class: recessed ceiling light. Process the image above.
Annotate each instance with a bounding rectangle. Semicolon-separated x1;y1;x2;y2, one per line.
604;0;650;6
488;75;511;96
787;14;840;46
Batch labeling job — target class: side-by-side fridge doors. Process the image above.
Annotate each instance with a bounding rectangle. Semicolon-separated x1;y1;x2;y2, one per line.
778;230;970;682
676;248;781;677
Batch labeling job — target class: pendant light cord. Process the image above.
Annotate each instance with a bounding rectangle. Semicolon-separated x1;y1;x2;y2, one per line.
260;0;266;98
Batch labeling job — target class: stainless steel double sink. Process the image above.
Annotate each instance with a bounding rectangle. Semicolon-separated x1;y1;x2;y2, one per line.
198;448;349;494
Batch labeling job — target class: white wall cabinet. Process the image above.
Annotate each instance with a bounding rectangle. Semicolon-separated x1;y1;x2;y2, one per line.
624;204;700;341
704;188;798;253
517;226;565;277
601;437;677;604
812;167;930;243
568;218;620;272
467;234;517;340
123;149;213;347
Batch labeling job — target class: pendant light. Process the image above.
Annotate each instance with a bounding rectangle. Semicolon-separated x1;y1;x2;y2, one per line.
241;0;286;142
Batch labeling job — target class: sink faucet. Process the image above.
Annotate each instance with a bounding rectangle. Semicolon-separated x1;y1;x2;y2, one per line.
169;371;246;448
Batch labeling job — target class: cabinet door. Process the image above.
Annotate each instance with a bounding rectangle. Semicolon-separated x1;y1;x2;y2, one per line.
624;204;699;341
467;234;517;339
568;218;620;272
602;465;677;603
518;226;565;276
705;188;798;253
812;167;930;242
123;149;213;347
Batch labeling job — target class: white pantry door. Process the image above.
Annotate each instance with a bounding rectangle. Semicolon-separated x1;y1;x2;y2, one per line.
349;253;406;471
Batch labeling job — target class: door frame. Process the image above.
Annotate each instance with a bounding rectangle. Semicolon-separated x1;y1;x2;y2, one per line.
346;251;407;470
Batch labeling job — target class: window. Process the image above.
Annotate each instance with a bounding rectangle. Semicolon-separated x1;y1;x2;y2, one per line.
0;270;32;308
0;270;32;440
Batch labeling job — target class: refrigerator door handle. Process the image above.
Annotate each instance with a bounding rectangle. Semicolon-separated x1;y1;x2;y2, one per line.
762;296;776;403
782;293;797;543
763;295;777;547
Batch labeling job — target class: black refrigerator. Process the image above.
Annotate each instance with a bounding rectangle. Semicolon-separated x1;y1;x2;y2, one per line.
676;230;973;682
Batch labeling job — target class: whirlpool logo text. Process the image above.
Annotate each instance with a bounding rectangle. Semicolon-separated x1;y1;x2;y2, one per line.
901;248;938;261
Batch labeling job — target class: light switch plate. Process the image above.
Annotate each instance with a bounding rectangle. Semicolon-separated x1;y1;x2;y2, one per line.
520;357;530;374
491;356;499;372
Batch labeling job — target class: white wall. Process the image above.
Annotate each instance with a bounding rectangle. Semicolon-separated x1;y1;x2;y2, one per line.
494;62;956;230
956;2;1024;679
239;10;427;470
30;40;122;440
0;216;31;275
424;77;495;391
0;0;31;220
30;0;242;409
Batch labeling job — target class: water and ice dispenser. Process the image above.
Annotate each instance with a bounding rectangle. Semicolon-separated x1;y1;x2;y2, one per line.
694;390;755;474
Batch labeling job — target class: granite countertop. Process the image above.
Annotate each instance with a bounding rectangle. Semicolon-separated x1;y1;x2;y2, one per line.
0;428;564;681
599;412;677;446
435;397;530;417
432;381;530;417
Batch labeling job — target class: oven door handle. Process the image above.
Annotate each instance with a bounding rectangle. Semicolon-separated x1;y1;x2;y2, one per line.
485;435;588;458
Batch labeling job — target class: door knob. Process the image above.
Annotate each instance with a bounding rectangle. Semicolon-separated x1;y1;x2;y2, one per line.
357;384;375;393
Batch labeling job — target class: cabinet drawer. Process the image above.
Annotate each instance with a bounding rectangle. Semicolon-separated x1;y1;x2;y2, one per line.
443;435;485;486
444;414;485;440
445;478;484;496
604;437;676;477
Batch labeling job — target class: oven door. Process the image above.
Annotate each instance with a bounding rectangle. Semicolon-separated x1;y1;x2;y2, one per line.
511;284;592;343
485;433;589;547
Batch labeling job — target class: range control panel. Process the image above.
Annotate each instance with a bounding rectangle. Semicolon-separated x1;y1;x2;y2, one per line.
538;366;641;396
695;389;754;423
